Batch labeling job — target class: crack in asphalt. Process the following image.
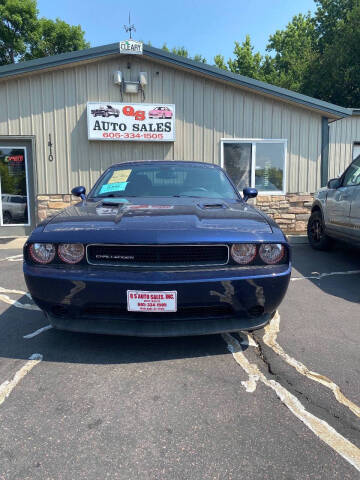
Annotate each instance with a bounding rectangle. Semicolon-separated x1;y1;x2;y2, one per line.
222;332;360;472
250;330;360;436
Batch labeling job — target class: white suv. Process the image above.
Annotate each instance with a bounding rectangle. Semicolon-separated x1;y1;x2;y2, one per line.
307;157;360;249
1;194;28;224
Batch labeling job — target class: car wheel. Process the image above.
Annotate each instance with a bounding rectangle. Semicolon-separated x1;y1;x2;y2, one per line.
3;211;12;224
307;211;331;250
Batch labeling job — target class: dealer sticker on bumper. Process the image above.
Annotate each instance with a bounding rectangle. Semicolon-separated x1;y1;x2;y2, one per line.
127;290;177;312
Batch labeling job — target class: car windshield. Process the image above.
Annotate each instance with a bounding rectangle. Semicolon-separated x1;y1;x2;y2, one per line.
90;163;239;199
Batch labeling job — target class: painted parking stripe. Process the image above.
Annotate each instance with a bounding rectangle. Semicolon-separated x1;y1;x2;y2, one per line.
291;270;360;281
222;333;360;472
0;286;40;311
0;354;43;406
0;286;32;298
23;325;52;339
261;312;360;419
0;254;23;262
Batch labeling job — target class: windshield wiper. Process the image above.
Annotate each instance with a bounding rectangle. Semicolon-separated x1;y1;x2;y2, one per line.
96;194;138;198
172;194;203;198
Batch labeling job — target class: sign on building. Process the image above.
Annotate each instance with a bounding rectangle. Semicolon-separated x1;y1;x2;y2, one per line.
119;40;143;55
87;103;176;142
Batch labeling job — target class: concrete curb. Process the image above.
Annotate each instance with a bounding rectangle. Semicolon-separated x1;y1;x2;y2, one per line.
287;235;308;245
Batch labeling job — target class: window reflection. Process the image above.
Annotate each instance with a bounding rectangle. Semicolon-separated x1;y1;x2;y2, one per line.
0;147;29;225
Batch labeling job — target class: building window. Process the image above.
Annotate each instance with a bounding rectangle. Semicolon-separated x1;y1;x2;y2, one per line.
352;142;360;161
221;139;287;195
0;146;30;226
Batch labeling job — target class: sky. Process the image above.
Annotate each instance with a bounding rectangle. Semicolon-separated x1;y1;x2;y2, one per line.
37;0;317;63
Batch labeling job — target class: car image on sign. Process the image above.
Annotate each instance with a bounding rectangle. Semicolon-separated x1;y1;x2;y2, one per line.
91;105;120;118
148;106;173;119
23;161;291;337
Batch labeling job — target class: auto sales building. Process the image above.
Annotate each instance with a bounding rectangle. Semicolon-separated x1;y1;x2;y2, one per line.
0;40;356;237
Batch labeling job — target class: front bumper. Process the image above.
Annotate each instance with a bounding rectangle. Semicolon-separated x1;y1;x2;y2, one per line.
24;263;291;336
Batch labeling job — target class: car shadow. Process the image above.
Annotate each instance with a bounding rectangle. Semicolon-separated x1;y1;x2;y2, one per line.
0;298;240;364
291;242;360;304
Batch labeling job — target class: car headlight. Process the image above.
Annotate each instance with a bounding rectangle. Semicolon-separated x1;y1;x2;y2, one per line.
231;243;257;264
259;243;285;264
58;244;85;264
29;243;56;264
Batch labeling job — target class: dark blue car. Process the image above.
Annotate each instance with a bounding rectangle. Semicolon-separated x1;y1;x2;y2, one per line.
23;161;291;336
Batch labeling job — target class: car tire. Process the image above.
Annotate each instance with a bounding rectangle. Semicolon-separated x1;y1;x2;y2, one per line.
3;211;12;224
307;211;331;250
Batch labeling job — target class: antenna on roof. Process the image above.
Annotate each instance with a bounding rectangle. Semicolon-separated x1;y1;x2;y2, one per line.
124;12;136;39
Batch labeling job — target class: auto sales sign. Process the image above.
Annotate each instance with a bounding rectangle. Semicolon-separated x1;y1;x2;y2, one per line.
87;102;175;142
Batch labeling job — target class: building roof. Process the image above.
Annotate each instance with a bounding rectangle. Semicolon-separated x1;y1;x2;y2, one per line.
0;41;353;119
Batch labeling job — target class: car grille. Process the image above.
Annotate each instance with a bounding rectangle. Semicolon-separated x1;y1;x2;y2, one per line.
86;244;229;267
80;304;234;320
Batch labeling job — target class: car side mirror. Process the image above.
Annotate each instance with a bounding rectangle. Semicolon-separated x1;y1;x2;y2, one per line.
71;186;86;200
327;178;341;189
243;187;258;202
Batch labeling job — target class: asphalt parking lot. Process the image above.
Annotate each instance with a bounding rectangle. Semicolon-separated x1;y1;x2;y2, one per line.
0;242;359;479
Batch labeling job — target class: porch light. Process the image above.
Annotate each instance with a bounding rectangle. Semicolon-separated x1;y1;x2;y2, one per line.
113;71;147;101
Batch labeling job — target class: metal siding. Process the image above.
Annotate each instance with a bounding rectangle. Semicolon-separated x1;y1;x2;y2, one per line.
193;77;204;162
262;100;273;138
299;110;309;192
0;84;9;134
29;75;46;191
0;55;326;194
223;87;233;138
18;77;32;134
271;103;282;138
7;81;21;134
308;114;319;192
42;73;56;192
213;85;223;164
203;80;213;163
329;116;360;179
233;93;244;138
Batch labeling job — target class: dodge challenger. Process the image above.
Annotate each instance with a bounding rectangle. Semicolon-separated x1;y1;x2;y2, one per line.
23;161;291;336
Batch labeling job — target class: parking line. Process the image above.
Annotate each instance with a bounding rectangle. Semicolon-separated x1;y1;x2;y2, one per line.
0;354;43;406
0;286;40;311
222;333;360;472
23;325;52;339
261;312;360;419
291;270;360;281
0;254;23;262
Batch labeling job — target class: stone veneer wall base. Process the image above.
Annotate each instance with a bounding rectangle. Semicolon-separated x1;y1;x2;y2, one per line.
36;193;314;234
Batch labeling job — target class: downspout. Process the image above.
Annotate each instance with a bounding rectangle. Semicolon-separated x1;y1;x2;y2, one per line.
321;117;329;187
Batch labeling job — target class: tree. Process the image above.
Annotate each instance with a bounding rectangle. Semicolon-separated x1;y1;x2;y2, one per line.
308;1;360;106
266;13;317;93
162;43;207;63
0;0;89;65
214;54;227;70
0;0;38;64
227;35;263;79
25;18;89;60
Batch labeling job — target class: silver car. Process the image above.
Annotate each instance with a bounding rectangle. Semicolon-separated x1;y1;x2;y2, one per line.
1;194;28;224
307;156;360;249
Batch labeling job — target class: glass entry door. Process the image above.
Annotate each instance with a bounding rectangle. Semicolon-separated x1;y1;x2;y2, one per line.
0;140;34;237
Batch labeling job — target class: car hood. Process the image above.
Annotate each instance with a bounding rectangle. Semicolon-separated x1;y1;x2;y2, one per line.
35;197;283;244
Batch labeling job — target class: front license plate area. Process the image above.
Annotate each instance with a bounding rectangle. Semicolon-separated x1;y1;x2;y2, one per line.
127;290;177;312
